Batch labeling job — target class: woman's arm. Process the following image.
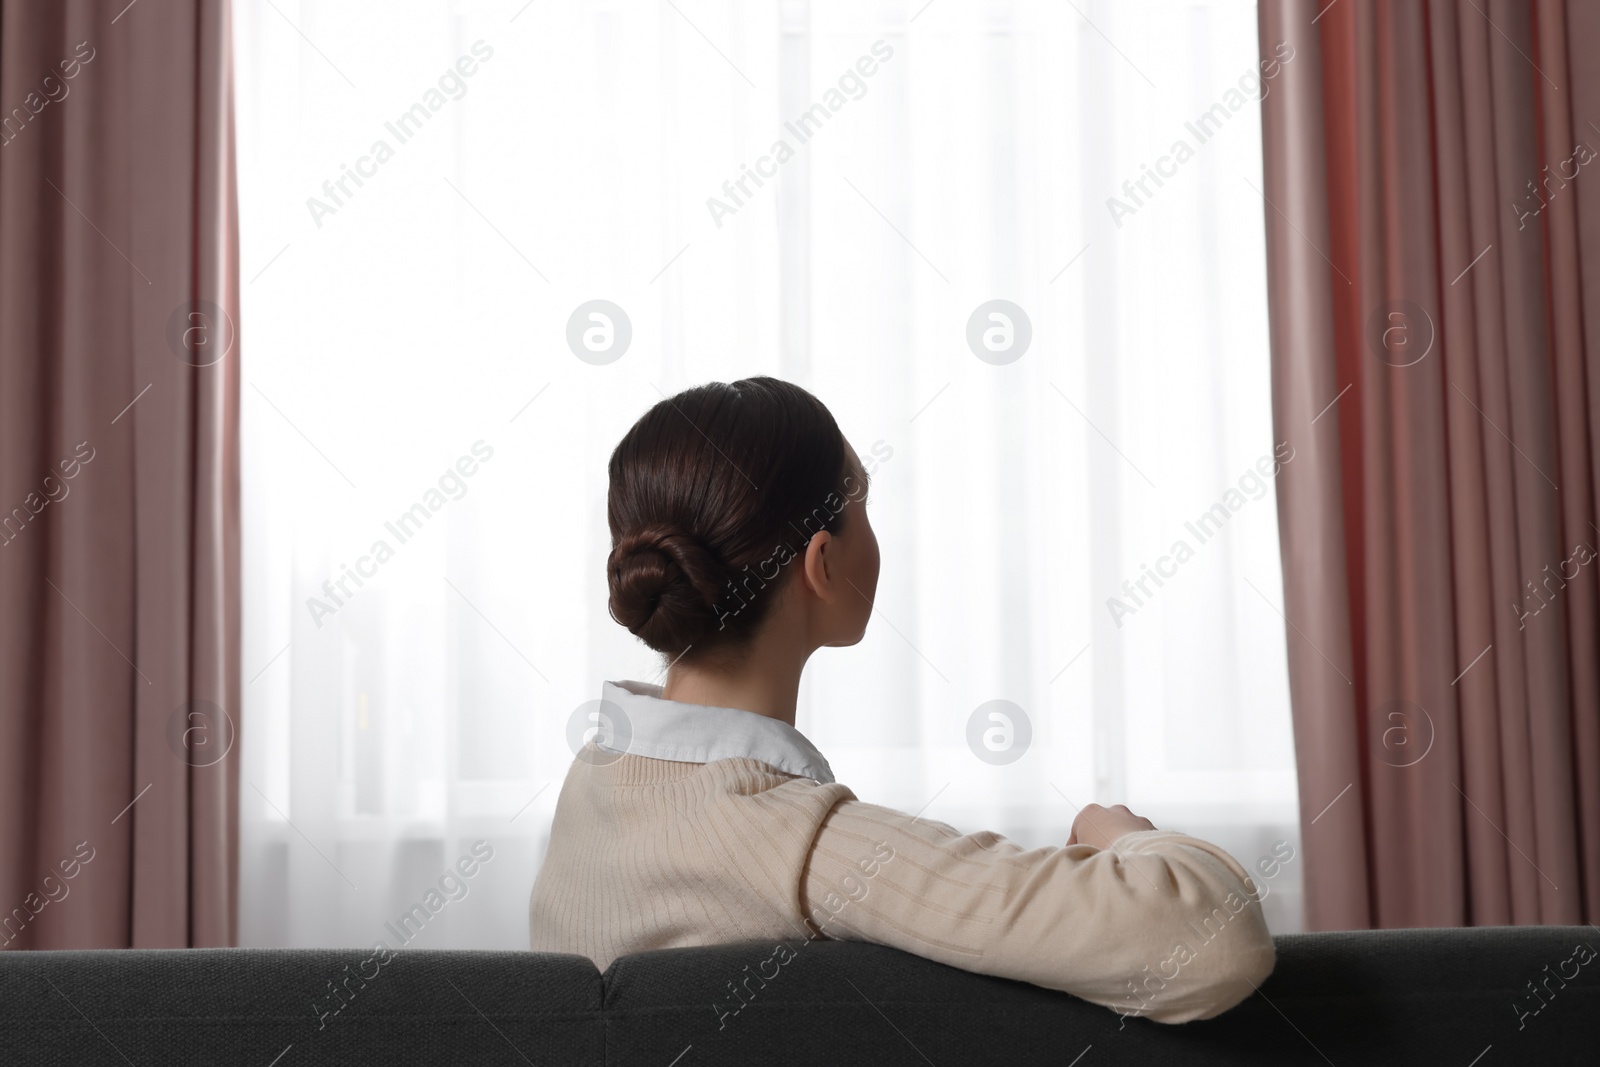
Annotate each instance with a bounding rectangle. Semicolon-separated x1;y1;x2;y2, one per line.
798;798;1276;1024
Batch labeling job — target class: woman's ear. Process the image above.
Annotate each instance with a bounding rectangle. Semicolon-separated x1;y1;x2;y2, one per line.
801;530;837;603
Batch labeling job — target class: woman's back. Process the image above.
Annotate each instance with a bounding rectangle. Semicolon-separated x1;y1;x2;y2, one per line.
529;740;852;971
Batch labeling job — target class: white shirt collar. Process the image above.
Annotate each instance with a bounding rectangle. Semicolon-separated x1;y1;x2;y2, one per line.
594;679;836;784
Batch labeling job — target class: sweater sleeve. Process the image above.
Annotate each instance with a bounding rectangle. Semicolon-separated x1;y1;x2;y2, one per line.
798;799;1276;1024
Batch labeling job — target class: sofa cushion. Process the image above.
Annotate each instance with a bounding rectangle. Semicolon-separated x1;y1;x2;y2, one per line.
601;926;1600;1065
0;947;603;1065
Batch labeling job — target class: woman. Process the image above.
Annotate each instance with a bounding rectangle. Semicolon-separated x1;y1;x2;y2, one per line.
529;376;1275;1024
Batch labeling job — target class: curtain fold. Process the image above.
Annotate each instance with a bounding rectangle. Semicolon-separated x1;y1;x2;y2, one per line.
1261;0;1600;929
0;0;239;948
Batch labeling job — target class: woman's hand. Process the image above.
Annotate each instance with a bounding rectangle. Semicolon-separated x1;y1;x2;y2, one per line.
1067;803;1156;850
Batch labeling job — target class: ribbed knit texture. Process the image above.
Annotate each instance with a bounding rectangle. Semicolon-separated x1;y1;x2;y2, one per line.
530;745;1277;1023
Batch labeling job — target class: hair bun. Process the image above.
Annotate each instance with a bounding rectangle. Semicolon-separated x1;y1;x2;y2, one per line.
605;377;848;663
607;524;727;652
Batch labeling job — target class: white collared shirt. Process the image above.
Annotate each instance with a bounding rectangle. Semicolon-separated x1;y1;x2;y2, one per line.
593;679;836;784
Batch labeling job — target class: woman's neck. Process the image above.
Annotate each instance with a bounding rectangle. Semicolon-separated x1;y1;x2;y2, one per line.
661;645;808;727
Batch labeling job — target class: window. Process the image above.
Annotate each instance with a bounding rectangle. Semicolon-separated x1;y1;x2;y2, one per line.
236;0;1300;948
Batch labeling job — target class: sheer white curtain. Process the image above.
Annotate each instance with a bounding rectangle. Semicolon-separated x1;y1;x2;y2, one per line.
236;0;1302;950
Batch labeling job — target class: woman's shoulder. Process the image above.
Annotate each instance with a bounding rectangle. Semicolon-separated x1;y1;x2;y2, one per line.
698;755;859;803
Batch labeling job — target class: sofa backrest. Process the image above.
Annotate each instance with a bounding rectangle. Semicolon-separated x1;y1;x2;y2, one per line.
2;927;1595;1064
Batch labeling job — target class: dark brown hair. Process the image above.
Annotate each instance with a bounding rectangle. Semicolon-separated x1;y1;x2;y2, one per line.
606;377;853;662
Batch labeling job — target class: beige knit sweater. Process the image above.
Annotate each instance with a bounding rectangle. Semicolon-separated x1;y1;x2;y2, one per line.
528;745;1276;1024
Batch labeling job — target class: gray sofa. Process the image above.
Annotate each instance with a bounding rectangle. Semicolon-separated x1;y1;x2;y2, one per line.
1;926;1594;1064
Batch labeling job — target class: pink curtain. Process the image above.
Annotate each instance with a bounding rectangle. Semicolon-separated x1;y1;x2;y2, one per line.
0;0;239;947
1260;0;1600;929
